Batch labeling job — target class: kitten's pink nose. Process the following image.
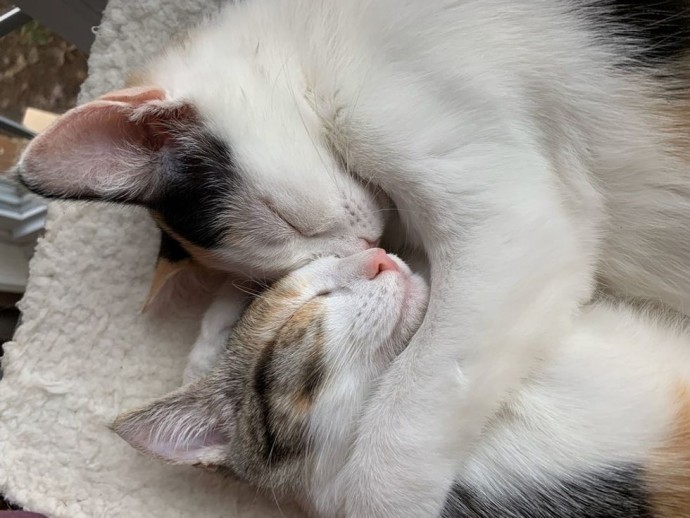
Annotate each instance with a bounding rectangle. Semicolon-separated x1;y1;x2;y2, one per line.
365;248;399;279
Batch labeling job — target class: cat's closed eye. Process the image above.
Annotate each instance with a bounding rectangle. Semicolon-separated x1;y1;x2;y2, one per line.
261;198;309;236
17;86;387;280
114;248;429;497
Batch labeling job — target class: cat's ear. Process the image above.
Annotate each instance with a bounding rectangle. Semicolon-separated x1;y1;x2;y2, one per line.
112;382;232;466
17;86;194;204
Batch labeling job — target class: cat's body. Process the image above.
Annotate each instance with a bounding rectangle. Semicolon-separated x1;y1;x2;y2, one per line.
16;1;690;515
115;250;690;518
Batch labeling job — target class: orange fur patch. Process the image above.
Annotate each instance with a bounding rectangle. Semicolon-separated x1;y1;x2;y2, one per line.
281;305;325;413
295;320;327;412
283;299;323;332
649;384;690;518
142;256;192;312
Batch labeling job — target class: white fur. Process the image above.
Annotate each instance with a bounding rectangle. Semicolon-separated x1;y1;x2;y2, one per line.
182;279;247;384
15;0;690;514
302;252;429;514
313;298;690;516
120;253;690;517
140;1;690;514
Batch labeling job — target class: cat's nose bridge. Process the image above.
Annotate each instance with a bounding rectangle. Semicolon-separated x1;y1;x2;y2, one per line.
335;248;390;281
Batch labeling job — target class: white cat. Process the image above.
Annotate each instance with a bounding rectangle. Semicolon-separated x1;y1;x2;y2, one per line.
17;1;690;515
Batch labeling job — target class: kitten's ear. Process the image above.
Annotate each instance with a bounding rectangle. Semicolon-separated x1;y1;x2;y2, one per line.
17;86;194;204
113;382;231;465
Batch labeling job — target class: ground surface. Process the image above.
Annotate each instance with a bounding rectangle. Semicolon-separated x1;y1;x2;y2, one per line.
0;0;87;122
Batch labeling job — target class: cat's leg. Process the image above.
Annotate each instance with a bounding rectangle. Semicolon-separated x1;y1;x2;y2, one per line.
182;280;247;384
339;149;599;517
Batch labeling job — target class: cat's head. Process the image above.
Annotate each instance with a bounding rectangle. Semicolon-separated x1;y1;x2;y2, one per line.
16;82;385;279
113;248;428;501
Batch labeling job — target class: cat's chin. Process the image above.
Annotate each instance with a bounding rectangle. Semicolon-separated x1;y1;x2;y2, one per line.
372;272;429;364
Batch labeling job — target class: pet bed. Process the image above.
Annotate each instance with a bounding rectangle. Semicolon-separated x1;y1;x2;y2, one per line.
0;1;300;516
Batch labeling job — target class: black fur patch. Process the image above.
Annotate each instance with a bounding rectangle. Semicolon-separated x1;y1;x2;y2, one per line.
157;230;190;263
299;348;325;405
18;126;236;251
253;336;305;464
575;1;690;66
251;319;327;466
150;130;237;250
442;465;652;518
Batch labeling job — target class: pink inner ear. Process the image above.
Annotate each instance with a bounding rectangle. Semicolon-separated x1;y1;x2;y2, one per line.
115;406;229;464
18;86;190;203
147;426;228;462
20;100;153;198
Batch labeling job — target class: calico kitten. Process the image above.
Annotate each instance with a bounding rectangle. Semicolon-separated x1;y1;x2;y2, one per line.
16;2;690;514
115;249;690;518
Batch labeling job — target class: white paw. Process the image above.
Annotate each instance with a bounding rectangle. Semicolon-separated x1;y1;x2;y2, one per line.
182;347;218;385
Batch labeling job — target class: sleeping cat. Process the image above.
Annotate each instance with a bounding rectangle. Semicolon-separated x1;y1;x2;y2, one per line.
16;1;690;514
114;249;690;518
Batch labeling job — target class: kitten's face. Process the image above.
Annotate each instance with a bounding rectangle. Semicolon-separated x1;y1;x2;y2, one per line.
17;82;386;279
143;118;386;279
114;249;428;497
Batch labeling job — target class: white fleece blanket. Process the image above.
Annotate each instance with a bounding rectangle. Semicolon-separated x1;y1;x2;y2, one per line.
0;1;300;516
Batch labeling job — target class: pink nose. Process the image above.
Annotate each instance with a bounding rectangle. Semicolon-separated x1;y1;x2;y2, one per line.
365;248;399;279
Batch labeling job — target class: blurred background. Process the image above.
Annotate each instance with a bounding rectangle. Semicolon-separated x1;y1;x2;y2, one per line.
0;0;103;371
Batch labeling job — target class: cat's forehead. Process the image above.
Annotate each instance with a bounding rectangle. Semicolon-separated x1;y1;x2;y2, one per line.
151;34;341;193
235;276;322;343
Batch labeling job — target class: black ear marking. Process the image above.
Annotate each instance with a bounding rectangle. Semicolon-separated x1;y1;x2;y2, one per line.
575;1;690;68
149;130;238;250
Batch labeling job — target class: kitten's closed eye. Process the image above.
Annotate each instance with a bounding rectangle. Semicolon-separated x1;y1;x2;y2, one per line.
261;198;309;236
114;249;429;494
17;84;387;281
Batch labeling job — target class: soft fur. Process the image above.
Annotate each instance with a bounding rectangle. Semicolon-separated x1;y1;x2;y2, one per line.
14;1;690;516
115;251;690;518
